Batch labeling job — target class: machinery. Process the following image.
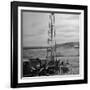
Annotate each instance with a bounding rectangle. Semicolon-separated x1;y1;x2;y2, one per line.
47;12;57;62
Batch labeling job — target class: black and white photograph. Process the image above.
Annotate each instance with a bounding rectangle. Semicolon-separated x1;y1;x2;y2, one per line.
22;11;80;77
11;1;87;88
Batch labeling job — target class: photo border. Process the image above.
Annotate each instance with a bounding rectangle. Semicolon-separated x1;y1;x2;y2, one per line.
11;1;88;88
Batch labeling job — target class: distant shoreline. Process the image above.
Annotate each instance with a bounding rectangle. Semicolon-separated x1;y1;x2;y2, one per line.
23;42;79;49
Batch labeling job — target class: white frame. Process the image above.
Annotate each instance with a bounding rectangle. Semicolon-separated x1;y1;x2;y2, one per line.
18;6;84;83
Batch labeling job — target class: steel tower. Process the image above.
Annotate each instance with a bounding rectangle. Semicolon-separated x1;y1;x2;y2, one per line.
47;13;57;61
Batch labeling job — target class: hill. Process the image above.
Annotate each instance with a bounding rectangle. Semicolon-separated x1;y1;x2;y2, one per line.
23;42;79;49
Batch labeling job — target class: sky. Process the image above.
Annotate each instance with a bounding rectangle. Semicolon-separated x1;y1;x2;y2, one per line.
22;11;80;47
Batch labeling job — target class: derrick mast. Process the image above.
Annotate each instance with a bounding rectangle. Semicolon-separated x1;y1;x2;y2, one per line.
47;13;56;61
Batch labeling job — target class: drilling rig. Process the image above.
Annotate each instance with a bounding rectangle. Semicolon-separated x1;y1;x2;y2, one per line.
46;12;57;64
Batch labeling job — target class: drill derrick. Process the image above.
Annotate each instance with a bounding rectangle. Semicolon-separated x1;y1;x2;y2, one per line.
47;13;57;62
